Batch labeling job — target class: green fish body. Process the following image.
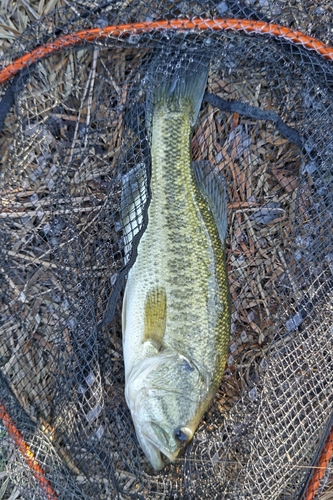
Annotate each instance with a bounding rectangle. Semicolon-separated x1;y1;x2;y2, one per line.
122;63;230;470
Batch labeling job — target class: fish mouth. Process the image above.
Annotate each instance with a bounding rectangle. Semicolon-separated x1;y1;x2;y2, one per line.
140;431;179;470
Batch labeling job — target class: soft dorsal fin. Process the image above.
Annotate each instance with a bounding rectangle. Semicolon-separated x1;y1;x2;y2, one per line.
143;287;167;349
192;161;228;244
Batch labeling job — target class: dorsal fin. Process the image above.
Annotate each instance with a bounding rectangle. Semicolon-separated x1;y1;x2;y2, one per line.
192;161;228;244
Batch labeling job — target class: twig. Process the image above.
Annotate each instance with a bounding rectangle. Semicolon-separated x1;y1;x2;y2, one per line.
67;46;99;165
84;46;99;150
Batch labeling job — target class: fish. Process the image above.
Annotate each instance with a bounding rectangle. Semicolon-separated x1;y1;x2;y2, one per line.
121;57;230;470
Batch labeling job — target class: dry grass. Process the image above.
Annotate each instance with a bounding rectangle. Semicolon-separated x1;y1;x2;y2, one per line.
0;0;65;54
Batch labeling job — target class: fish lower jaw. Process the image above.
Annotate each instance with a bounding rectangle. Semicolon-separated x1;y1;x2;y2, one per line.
147;445;179;471
140;433;180;470
158;447;179;464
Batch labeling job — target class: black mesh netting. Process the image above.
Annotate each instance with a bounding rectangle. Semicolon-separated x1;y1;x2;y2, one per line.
0;1;332;499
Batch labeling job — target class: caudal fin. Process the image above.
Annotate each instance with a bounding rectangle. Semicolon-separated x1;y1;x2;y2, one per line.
146;51;210;128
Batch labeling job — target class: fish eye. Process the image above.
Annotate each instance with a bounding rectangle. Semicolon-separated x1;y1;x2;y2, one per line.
174;426;191;444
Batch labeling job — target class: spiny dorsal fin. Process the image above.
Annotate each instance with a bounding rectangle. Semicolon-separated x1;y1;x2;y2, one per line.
143;287;167;349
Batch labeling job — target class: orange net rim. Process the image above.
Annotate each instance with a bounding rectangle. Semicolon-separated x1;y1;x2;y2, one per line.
302;417;333;500
0;400;58;500
0;15;332;500
0;17;333;85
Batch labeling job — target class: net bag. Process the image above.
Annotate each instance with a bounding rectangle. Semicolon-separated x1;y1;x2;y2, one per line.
0;1;332;499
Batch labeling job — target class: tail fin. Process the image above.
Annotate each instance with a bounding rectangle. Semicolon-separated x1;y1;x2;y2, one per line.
146;51;210;128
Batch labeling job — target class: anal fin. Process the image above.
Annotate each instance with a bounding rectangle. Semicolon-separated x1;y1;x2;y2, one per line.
121;162;148;264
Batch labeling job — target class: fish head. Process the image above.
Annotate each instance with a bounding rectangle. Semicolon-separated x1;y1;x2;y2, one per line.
125;350;208;470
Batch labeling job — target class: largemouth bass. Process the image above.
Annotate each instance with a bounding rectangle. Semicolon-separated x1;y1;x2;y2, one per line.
122;60;230;470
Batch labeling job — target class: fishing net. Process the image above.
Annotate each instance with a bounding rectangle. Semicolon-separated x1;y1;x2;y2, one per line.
0;0;332;499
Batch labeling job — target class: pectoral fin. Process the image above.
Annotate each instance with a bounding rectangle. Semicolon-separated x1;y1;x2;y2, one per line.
143;287;167;349
192;161;228;244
